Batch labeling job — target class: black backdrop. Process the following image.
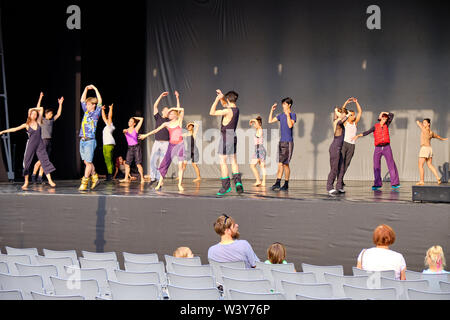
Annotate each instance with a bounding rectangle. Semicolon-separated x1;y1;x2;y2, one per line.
0;0;146;180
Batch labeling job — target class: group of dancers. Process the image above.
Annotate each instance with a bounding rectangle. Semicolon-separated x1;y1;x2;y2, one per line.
0;85;447;195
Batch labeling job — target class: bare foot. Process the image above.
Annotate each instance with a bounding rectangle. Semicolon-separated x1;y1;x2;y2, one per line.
437;179;442;185
155;183;163;191
261;182;266;187
253;182;262;187
193;178;202;183
48;181;56;188
21;183;29;191
416;182;425;186
140;179;145;185
178;184;184;192
120;179;130;184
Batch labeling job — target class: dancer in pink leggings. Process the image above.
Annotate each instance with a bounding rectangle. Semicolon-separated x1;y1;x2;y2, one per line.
140;91;185;192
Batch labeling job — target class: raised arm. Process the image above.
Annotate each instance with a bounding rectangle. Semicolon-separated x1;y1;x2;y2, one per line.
139;123;168;140
54;97;64;121
134;117;144;133
0;123;27;135
101;106;108;126
36;92;44;108
416;120;425;130
175;91;181;109
354;98;363;125
193;123;200;139
210;91;230;117
154;92;169;116
81;86;90;103
268;104;278;124
91;85;103;106
107;104;114;126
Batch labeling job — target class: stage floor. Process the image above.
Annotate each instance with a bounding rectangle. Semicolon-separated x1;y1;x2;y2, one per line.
0;179;440;203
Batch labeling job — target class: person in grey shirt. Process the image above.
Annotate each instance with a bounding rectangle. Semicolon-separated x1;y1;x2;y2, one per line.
208;215;260;269
32;92;63;184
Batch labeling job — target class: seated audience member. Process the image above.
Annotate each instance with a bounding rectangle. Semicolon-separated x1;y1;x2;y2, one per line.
208;215;260;269
265;243;288;265
356;224;407;280
423;246;449;274
113;156;127;180
173;247;194;259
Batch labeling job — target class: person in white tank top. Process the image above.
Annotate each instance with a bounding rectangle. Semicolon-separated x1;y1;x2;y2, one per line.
336;98;363;193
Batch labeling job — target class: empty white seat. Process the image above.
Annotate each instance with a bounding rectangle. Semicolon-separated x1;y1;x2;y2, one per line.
16;263;58;294
282;281;334;300
229;289;285;301
380;277;429;300
272;270;317;294
79;258;119;281
255;261;296;287
220;266;265;282
209;260;246;285
167;285;221;300
43;249;79;266
5;247;39;265
0;255;32;275
324;273;369;298
172;263;214;277
0;290;24;300
352;267;396;280
222;277;272;299
343;285;397;300
124;261;167;286
51;277;99;300
31;291;85;300
0;262;8;274
36;256;76;279
0;273;44;300
296;294;352;301
108;281;161;300
115;270;161;285
301;264;344;283
123;252;159;264
164;255;202;274
408;289;450;300
167;273;216;289
440;281;450;292
82;251;118;261
65;266;110;297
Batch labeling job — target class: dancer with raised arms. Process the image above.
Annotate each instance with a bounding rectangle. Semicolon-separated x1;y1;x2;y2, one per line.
140;91;186;192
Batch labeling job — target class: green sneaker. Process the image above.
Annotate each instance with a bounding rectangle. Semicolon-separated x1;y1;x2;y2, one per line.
217;187;232;196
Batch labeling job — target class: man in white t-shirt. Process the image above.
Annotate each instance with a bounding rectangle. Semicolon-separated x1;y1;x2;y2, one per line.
356;224;407;280
336;98;363;193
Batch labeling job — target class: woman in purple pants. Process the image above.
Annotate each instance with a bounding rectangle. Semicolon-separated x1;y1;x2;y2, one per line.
0;106;56;190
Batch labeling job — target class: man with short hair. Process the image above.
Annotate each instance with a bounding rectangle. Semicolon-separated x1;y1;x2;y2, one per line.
210;90;244;196
268;98;297;191
208;215;260;269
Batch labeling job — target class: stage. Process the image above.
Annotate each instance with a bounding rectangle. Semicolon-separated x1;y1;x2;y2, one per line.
0;179;448;275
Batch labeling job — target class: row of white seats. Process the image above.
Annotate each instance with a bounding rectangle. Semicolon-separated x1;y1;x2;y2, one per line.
1;247;449;300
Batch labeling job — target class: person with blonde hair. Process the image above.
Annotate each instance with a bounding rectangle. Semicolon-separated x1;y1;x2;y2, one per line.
357;224;407;280
173;247;194;259
265;243;288;265
423;246;448;274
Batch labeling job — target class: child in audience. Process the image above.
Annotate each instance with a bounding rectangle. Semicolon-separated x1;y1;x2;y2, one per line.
265;243;289;265
423;246;448;274
173;247;194;259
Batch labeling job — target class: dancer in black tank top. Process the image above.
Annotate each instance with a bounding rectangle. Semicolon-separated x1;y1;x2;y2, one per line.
210;90;244;196
183;122;201;183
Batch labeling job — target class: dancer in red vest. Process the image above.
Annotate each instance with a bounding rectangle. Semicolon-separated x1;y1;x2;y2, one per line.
353;112;400;191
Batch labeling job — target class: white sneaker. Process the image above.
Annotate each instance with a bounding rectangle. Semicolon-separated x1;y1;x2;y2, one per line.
338;189;346;194
329;189;338;196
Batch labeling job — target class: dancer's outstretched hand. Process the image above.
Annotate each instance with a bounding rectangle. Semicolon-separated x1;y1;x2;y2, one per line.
161;92;169;98
138;134;147;140
40;92;44;99
175;91;180;98
271;104;277;111
216;90;224;100
58;97;64;104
